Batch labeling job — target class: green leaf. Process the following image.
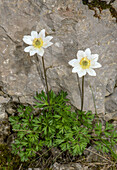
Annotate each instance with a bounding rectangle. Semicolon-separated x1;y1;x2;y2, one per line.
104;131;111;137
54;115;62;119
72;144;81;155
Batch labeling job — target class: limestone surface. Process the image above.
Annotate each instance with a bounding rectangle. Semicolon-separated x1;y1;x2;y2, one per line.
0;0;117;117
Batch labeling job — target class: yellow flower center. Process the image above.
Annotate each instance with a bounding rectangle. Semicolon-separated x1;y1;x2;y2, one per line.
80;57;90;69
33;38;43;48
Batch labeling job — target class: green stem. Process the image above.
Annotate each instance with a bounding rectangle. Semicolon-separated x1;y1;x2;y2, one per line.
81;76;84;111
88;81;98;117
42;56;50;105
77;74;81;99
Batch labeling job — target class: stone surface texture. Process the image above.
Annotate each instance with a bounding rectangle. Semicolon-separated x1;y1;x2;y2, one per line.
51;162;86;170
0;1;117;169
0;0;117;144
0;0;117;113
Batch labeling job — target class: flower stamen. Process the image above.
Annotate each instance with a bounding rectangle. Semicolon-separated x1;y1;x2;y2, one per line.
33;38;43;48
80;57;90;69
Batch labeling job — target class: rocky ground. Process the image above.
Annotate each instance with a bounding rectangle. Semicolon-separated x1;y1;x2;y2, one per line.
0;0;117;169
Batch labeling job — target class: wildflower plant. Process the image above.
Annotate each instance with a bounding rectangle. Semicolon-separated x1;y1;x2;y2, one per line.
68;48;101;77
69;48;101;111
23;29;53;104
23;29;53;56
9;31;117;164
9;90;117;162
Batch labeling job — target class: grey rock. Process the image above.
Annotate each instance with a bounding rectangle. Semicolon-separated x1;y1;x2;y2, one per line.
12;96;20;102
0;0;116;116
105;112;117;121
105;87;117;114
106;78;116;96
5;103;16;115
0;105;8;120
52;162;83;170
0;103;10;143
112;113;117;121
0;118;10;143
0;96;10;104
112;0;117;10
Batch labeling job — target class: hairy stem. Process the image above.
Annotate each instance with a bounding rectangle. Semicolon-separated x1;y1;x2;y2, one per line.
77;74;81;99
88;81;98;117
81;76;84;111
42;56;50;105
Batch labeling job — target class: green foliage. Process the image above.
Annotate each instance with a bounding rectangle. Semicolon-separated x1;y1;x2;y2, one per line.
9;105;42;161
94;122;117;160
9;90;117;162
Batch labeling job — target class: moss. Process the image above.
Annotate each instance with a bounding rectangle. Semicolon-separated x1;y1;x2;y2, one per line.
0;144;21;170
82;0;117;22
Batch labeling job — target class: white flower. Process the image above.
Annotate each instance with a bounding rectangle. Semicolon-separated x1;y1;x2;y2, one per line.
23;29;53;56
68;48;102;77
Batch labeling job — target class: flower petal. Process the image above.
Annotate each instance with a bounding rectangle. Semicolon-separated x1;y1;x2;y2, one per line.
72;66;80;73
68;59;79;67
31;31;38;39
43;42;53;48
90;61;102;68
86;68;96;76
24;45;37;56
77;50;85;61
91;54;99;61
77;69;86;77
24;46;33;52
23;36;32;45
85;48;91;57
37;48;44;56
38;29;45;39
44;36;53;42
29;49;37;56
72;66;86;77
